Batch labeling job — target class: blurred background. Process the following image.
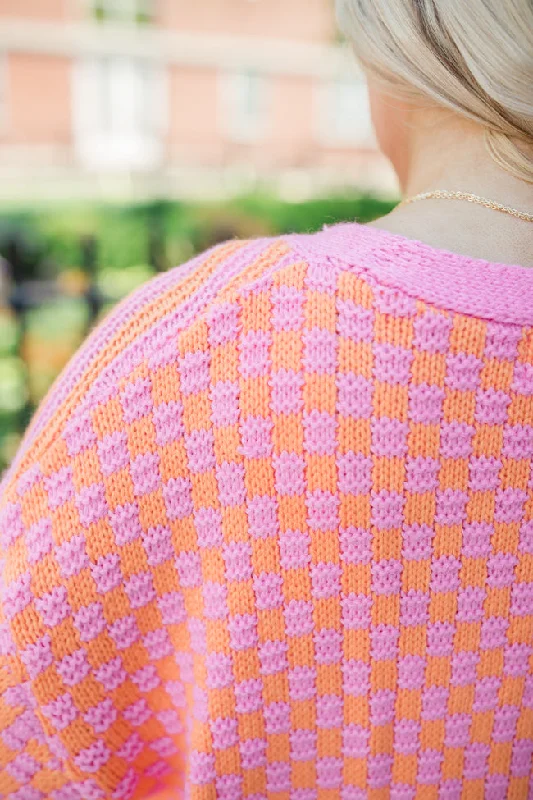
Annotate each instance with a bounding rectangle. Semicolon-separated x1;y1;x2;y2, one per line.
0;0;399;470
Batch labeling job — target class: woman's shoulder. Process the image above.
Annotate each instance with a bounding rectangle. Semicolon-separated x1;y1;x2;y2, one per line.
10;214;511;500
0;229;333;495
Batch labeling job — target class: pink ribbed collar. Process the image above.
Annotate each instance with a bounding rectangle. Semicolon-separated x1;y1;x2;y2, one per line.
288;222;533;327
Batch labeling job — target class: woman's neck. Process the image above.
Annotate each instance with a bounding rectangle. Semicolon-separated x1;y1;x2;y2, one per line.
372;113;533;268
404;113;532;201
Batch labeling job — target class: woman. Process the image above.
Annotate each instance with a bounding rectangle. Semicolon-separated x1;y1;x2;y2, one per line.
1;1;532;798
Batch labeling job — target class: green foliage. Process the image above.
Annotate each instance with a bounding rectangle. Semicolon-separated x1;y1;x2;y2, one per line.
0;312;18;358
231;193;395;235
0;192;397;278
25;298;88;341
0;359;26;413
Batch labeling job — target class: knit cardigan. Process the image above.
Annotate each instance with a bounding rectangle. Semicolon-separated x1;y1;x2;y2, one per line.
2;222;533;800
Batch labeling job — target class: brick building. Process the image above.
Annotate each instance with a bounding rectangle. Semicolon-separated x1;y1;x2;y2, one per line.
0;0;396;202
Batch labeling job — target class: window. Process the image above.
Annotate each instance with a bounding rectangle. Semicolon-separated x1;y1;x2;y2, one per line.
220;71;269;144
72;57;167;170
89;0;152;24
318;77;375;147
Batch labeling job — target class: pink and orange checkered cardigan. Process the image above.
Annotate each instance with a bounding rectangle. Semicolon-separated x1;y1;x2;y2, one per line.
2;222;533;800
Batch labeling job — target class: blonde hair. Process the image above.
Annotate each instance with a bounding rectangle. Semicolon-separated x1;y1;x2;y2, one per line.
336;0;533;183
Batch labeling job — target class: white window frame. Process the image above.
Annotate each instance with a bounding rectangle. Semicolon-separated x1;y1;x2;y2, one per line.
317;75;376;148
219;70;269;145
72;55;167;170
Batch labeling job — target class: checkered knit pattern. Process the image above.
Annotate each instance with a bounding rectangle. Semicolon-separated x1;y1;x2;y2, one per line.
1;222;533;800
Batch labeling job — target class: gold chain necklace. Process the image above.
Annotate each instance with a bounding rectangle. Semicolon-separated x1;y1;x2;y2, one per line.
401;190;533;223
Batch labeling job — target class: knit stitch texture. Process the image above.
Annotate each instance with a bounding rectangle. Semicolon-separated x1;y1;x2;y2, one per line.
1;222;533;800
